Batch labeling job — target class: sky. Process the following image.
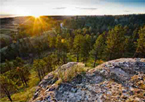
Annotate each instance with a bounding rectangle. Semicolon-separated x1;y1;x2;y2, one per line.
0;0;145;17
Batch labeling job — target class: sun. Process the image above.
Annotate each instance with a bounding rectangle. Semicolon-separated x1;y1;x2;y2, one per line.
32;14;41;18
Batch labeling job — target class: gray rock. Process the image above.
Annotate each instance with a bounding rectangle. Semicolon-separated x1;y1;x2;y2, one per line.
110;68;129;81
32;58;145;102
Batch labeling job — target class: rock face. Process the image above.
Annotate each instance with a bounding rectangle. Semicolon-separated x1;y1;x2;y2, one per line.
31;58;145;102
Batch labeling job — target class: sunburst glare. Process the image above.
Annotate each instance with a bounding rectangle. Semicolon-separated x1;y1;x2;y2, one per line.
32;14;41;18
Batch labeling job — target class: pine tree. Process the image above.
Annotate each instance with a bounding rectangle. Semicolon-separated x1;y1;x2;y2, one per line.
13;57;24;67
73;34;84;62
5;59;12;71
105;25;126;60
0;75;17;102
16;66;30;87
81;34;91;62
43;57;53;72
48;35;56;49
33;59;47;81
135;26;145;57
90;34;106;67
55;35;68;64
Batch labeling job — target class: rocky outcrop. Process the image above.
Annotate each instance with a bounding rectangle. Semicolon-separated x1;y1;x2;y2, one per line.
31;58;145;102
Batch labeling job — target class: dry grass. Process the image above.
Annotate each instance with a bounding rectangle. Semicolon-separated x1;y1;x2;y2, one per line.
53;63;88;84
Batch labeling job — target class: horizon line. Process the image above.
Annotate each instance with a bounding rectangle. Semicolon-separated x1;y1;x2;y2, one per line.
0;13;145;19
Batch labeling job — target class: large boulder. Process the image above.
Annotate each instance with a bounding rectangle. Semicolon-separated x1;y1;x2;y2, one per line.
31;58;145;102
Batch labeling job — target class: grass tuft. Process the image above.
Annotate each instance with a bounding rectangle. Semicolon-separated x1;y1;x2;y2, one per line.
54;63;88;84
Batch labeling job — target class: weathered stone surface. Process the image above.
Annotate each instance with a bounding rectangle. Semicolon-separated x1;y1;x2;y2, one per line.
31;58;145;102
110;68;129;81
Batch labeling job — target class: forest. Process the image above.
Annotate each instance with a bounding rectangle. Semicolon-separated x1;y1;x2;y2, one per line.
0;14;145;101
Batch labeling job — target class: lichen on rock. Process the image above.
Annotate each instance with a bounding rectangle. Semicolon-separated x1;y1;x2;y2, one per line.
31;58;145;102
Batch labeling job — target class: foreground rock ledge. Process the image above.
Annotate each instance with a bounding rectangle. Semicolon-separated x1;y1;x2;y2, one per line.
31;58;145;102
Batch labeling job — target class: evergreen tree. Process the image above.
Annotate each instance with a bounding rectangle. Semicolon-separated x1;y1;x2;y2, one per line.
81;35;91;62
16;66;30;87
48;35;56;49
5;59;12;71
123;36;136;57
33;59;47;81
13;57;24;67
73;34;84;62
43;57;53;72
105;25;126;60
0;75;17;102
90;34;106;67
135;26;145;57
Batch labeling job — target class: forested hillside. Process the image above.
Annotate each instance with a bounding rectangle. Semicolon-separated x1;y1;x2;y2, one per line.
0;14;145;101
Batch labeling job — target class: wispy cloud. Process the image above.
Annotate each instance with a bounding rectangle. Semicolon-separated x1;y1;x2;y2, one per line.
53;7;66;9
76;7;97;10
124;10;130;12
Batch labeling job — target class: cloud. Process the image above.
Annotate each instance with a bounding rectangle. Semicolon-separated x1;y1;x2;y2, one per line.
109;0;145;3
53;7;66;9
76;7;97;10
124;10;130;12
